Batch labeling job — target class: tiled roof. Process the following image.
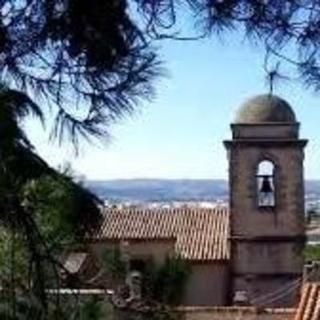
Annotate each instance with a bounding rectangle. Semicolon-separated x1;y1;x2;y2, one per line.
90;207;230;261
294;282;320;320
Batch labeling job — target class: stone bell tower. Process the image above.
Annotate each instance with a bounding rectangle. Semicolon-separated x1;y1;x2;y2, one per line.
224;94;307;307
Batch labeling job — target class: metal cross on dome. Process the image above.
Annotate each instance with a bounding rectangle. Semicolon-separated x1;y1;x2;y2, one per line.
264;61;288;96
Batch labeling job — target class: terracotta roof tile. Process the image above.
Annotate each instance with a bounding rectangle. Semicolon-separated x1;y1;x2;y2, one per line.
90;207;230;261
294;282;320;320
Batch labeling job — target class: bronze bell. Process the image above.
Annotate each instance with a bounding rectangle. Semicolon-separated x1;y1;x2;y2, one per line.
260;176;273;193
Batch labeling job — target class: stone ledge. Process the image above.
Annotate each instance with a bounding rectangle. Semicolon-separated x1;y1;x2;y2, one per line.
175;306;296;314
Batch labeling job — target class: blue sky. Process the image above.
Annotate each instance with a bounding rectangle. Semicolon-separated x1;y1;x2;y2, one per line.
24;33;320;180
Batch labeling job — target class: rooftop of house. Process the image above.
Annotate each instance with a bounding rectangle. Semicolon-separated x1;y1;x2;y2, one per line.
294;282;320;320
88;207;230;261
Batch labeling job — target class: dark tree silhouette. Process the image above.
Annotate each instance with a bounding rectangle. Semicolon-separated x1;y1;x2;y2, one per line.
0;1;320;148
0;0;160;146
0;85;102;317
135;1;320;90
0;84;101;233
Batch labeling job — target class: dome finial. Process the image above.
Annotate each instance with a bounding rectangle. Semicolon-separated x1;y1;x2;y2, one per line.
265;62;281;96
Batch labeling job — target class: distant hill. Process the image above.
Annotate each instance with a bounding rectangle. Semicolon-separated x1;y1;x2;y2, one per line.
84;179;320;203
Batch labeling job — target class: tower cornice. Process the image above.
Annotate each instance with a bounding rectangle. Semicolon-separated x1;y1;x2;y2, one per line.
223;139;308;149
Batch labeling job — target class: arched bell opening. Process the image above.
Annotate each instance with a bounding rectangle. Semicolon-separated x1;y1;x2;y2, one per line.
256;160;275;207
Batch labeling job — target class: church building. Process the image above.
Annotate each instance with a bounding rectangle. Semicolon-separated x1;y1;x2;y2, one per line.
68;94;308;308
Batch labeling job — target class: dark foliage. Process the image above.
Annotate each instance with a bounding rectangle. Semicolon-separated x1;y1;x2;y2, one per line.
0;85;102;317
0;0;160;146
102;248;190;306
304;244;320;262
1;1;320;148
0;84;102;236
149;256;191;305
135;0;320;90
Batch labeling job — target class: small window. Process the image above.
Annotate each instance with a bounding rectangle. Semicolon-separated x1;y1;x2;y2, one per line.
256;160;275;207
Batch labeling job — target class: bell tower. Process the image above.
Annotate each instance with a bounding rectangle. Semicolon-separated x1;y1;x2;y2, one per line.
224;94;307;307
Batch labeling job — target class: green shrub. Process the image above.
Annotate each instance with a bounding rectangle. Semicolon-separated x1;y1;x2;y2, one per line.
304;244;320;261
102;249;191;306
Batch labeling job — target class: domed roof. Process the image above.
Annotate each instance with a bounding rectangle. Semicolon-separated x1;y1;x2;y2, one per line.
234;94;296;123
